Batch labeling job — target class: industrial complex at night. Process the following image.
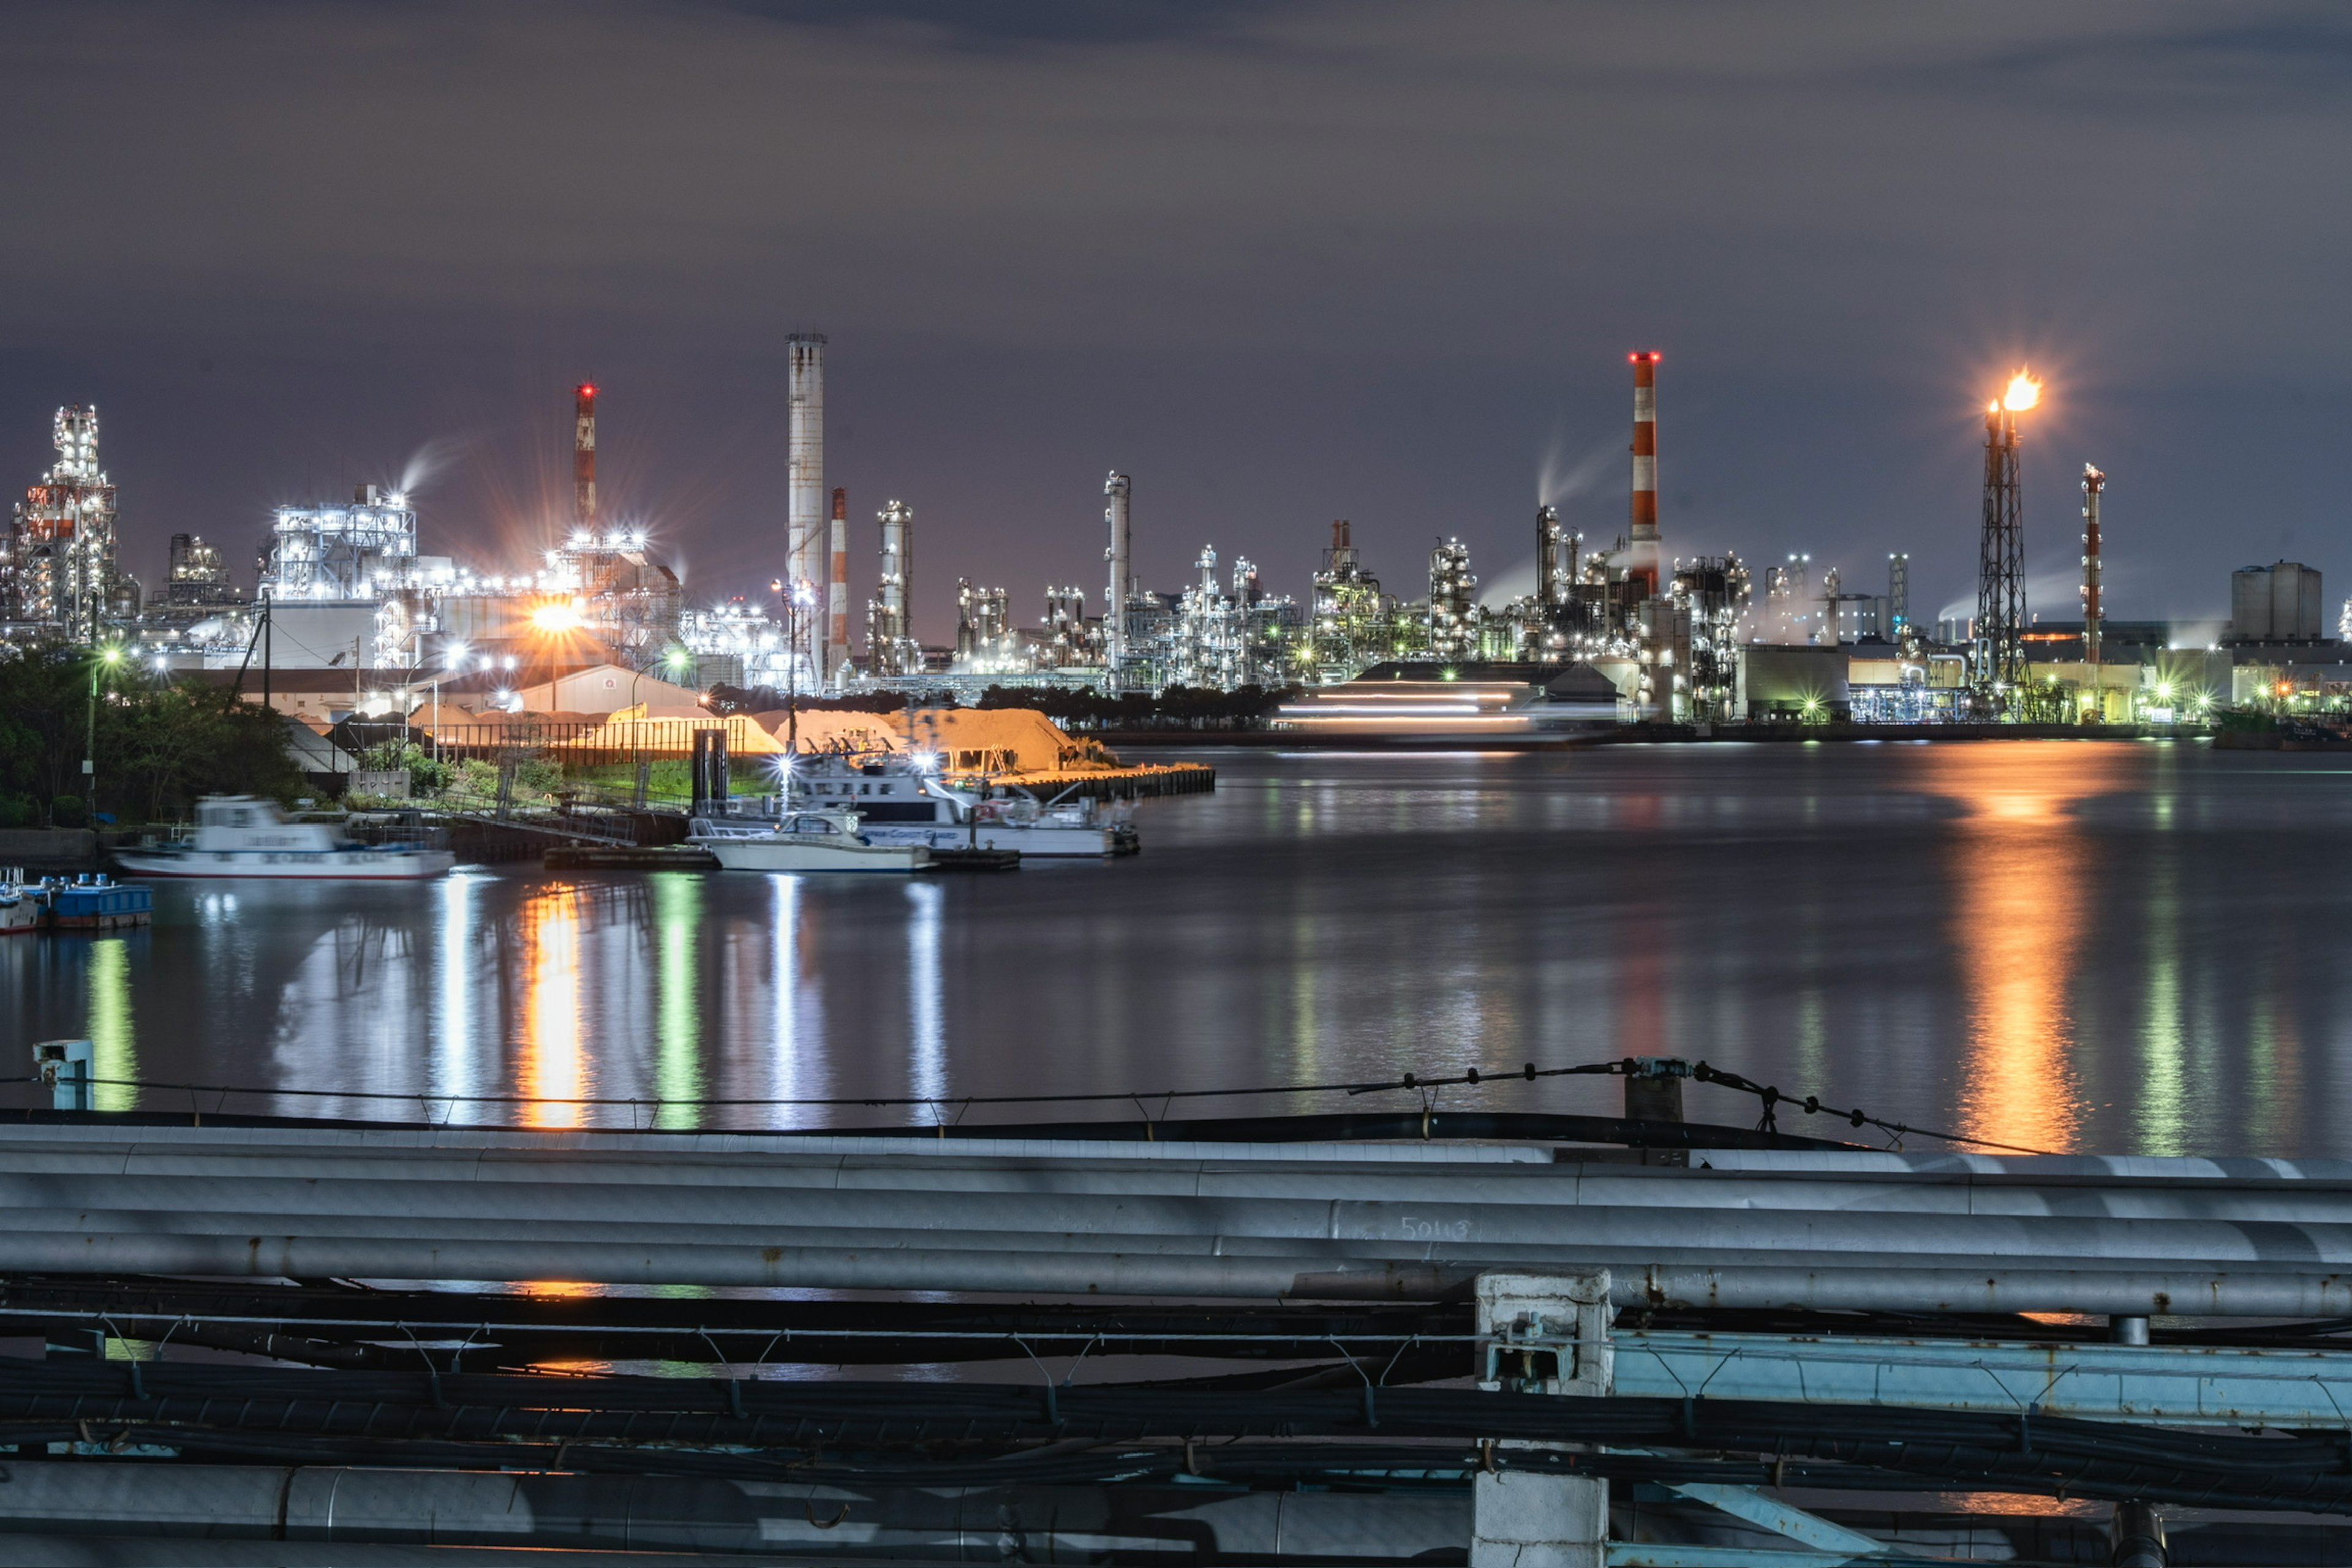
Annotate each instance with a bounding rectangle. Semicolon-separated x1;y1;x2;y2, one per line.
2;345;2342;745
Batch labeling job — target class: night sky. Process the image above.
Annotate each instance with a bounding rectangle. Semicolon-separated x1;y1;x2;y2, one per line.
5;1;2346;642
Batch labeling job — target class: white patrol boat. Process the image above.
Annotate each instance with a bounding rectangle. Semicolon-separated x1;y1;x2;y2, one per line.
791;750;1139;859
113;796;456;880
688;807;932;873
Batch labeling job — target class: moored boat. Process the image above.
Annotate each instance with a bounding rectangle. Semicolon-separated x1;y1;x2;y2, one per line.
0;871;40;935
688;807;932;873
114;796;455;880
789;749;1139;858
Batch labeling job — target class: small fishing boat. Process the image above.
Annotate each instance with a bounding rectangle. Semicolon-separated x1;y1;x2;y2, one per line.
0;871;41;935
688;808;932;873
114;796;454;880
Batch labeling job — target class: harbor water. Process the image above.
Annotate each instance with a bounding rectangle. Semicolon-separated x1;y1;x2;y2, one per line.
7;738;2351;1155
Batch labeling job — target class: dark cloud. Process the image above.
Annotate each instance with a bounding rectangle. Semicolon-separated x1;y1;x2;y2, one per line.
0;0;2346;636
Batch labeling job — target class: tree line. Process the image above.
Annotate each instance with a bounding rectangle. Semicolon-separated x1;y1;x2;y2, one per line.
0;644;302;829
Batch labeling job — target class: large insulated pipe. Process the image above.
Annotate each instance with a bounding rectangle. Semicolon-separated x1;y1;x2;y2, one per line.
1104;471;1132;671
571;382;597;531
2082;464;2106;666
827;484;849;685
785;333;827;685
0;1464;1466;1561
1627;352;1661;595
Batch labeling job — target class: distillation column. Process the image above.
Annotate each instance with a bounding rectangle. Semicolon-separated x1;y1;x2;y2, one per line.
828;485;849;685
786;334;827;687
1103;472;1133;675
1536;504;1564;606
870;500;914;677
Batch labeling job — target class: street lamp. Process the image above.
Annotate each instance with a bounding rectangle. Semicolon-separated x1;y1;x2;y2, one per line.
86;644;124;823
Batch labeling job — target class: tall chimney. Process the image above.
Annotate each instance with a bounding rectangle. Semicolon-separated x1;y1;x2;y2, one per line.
2081;465;2106;666
573;383;598;531
1103;472;1132;673
785;334;827;687
1628;352;1661;595
828;485;849;685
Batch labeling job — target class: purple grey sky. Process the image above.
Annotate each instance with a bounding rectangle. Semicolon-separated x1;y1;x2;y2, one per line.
4;1;2348;641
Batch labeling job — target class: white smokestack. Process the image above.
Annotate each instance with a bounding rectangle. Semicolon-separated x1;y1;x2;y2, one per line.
786;333;827;687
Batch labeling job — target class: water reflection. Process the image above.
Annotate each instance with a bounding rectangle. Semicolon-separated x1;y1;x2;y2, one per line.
1934;744;2127;1152
907;882;946;1103
19;746;2352;1154
86;938;135;1112
653;873;703;1128
520;882;583;1128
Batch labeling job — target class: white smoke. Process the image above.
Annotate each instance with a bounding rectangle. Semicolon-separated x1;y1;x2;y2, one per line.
1482;554;1539;607
1537;433;1619;508
396;434;478;496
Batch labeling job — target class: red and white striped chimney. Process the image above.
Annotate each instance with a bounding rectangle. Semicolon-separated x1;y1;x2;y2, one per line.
1628;352;1660;595
573;383;598;531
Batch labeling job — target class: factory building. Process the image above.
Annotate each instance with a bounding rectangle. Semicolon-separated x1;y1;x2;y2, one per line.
2228;561;2325;645
163;535;241;608
952;579;1018;673
4;405;135;640
867;500;921;677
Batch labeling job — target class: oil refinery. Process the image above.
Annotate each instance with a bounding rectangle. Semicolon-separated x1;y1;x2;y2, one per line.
2;345;2346;739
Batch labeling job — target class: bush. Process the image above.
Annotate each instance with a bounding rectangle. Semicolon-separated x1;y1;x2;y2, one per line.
357;740;454;796
0;794;37;829
48;794;86;828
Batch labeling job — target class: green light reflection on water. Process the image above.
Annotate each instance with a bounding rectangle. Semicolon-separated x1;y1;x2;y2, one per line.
653;872;704;1129
86;938;135;1112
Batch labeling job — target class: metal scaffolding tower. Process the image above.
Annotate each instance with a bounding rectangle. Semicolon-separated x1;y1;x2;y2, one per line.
1972;398;2027;704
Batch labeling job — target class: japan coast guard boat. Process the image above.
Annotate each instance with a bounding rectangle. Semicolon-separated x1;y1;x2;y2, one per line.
113;797;455;880
791;751;1139;858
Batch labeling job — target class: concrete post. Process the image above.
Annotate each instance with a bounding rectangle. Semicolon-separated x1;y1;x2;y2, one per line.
1472;1270;1611;1568
1624;1057;1689;1168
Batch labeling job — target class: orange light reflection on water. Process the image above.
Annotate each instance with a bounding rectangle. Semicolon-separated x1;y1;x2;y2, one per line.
1932;744;2129;1153
519;882;584;1129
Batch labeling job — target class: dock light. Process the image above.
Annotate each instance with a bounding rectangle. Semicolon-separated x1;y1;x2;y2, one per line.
911;750;941;774
443;641;469;668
